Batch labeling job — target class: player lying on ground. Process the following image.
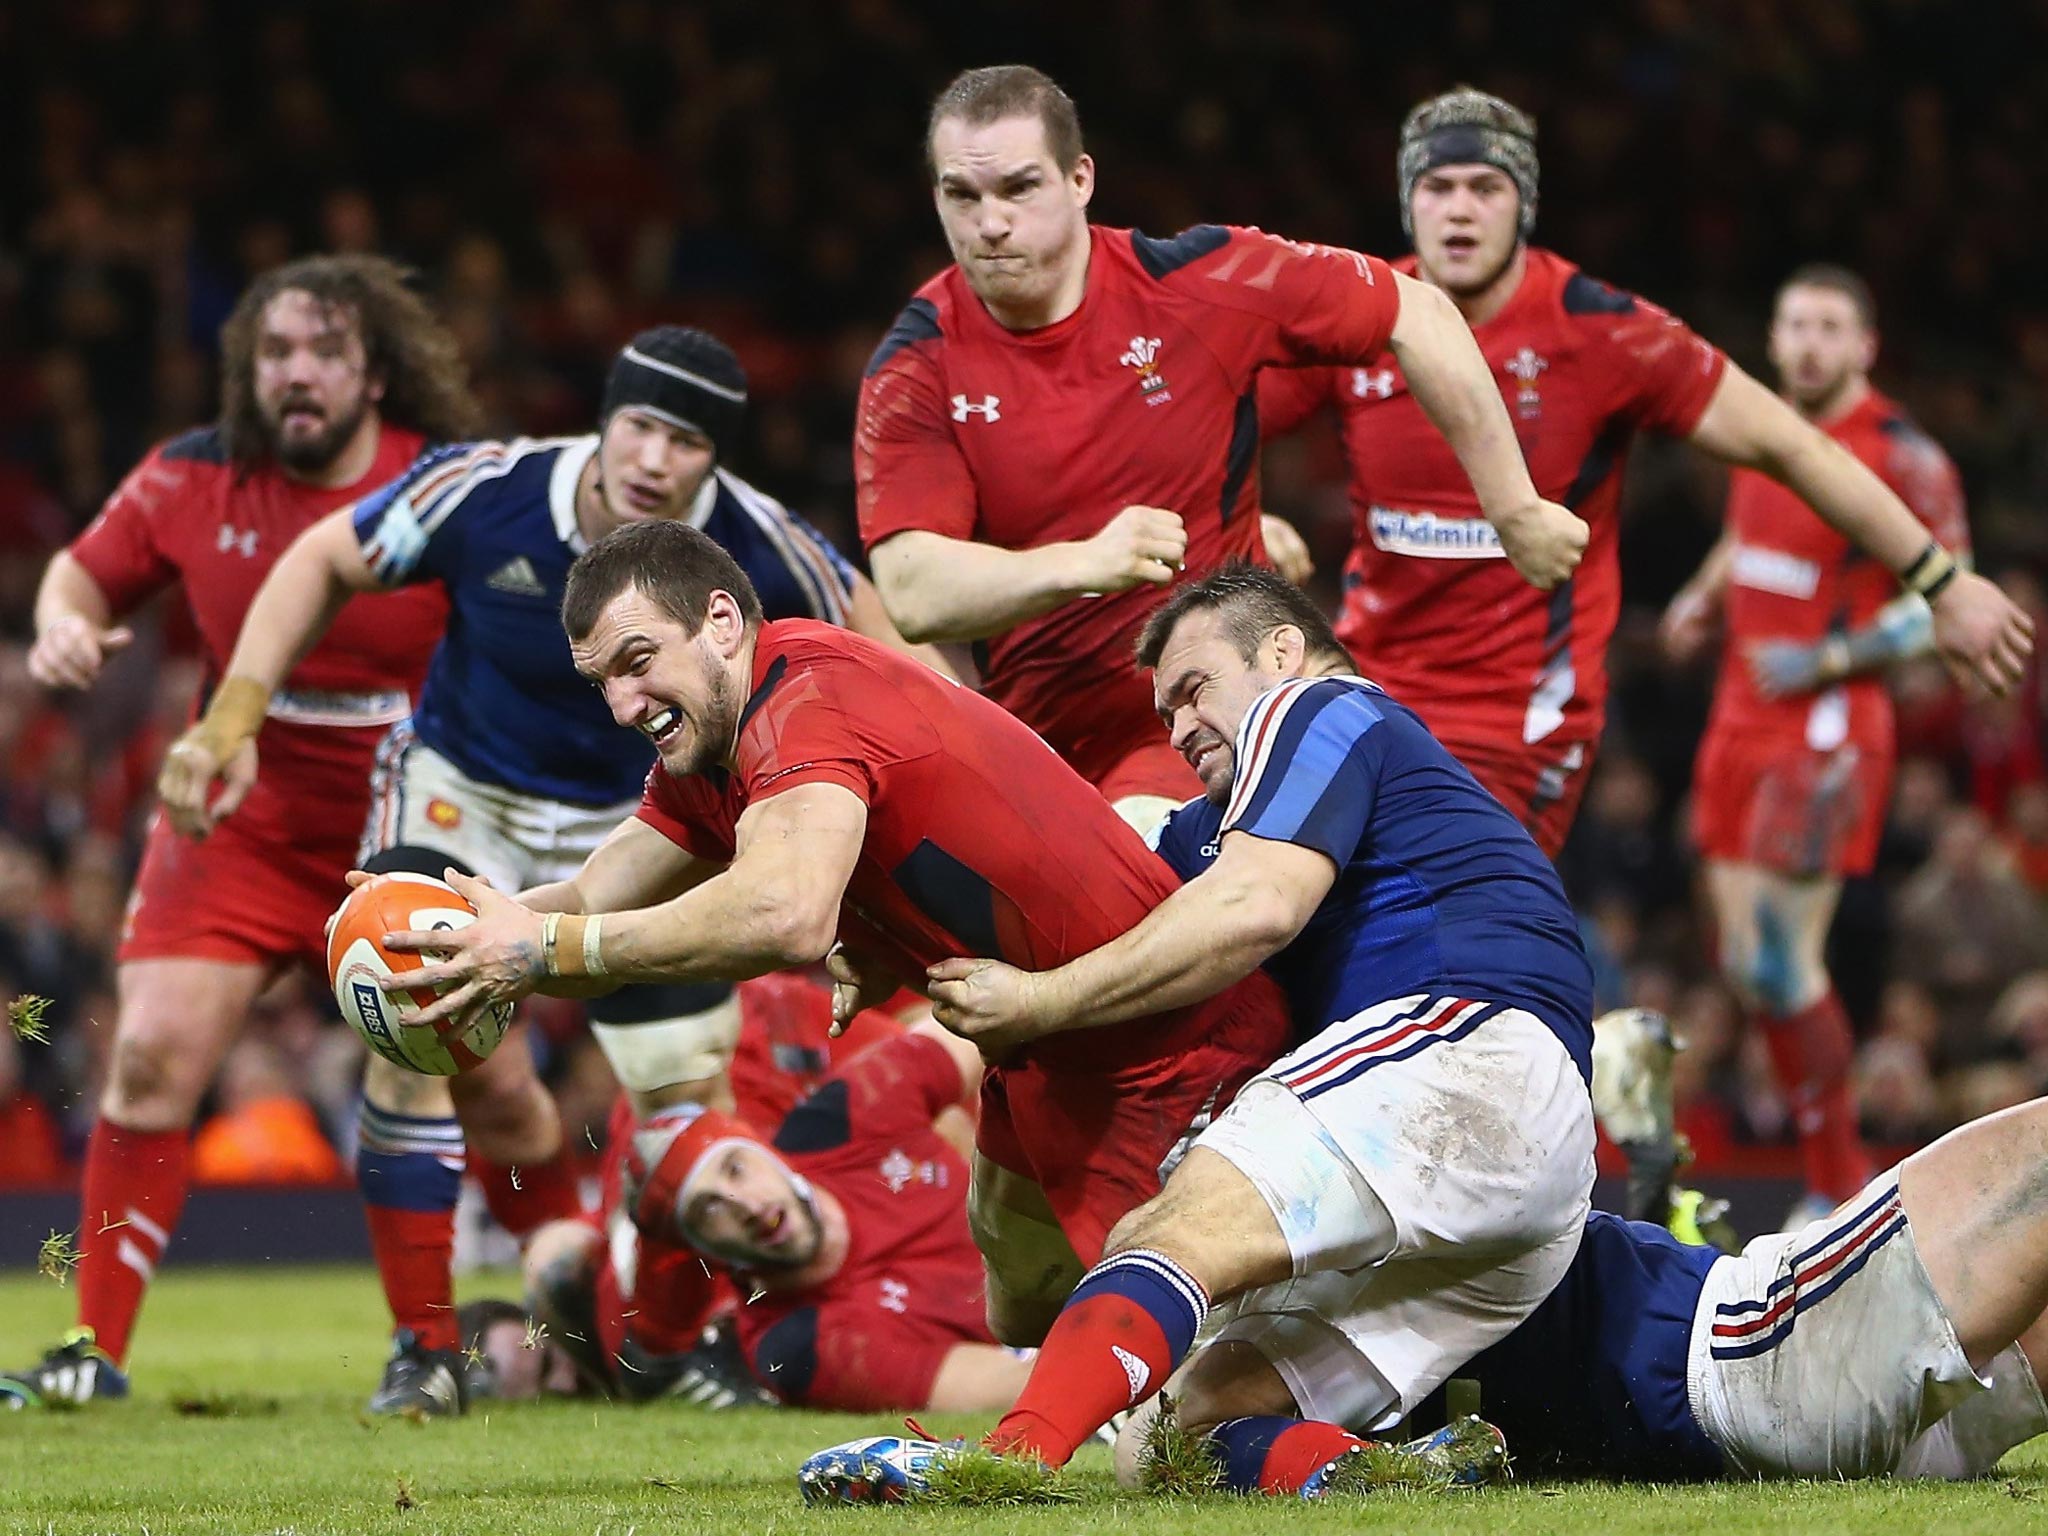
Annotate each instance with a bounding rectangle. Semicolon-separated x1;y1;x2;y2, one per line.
357;519;1290;1360
159;326;937;1416
4;255;480;1409
524;1022;1035;1414
859;64;1590;833
1114;1094;2048;1489
1259;87;2032;857
801;562;1599;1496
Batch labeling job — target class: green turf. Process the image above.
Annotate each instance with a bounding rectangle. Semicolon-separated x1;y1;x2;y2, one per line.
1;1265;2043;1535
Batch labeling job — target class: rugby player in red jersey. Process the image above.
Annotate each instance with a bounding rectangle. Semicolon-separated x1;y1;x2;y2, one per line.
857;65;1588;833
3;256;479;1409
1661;267;1971;1214
383;520;1289;1349
1261;88;2031;856
520;1021;1029;1414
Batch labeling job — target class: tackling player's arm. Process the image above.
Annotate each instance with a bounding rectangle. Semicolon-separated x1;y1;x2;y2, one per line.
1688;365;2031;694
926;831;1333;1051
387;783;867;1027
156;506;379;836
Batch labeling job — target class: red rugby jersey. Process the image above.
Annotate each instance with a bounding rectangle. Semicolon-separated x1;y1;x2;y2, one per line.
636;621;1226;1072
67;423;447;830
856;225;1400;787
1706;388;1968;748
729;1031;991;1411
1260;248;1726;751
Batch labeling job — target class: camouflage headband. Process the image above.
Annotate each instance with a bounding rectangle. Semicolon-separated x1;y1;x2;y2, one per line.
1398;87;1539;240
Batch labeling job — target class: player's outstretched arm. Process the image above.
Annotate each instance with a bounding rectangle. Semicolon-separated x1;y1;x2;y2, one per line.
1689;364;2033;695
928;832;1333;1050
157;507;381;837
27;551;133;691
1386;271;1587;590
868;509;1188;644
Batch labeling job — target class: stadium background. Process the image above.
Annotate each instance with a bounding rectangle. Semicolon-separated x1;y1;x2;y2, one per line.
3;0;2047;1235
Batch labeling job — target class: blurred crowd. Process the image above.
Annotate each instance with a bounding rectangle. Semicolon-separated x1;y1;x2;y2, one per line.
4;0;2047;1184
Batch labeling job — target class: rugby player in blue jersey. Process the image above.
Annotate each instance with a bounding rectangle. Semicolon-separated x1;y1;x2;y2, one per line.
161;326;932;1415
802;561;1596;1497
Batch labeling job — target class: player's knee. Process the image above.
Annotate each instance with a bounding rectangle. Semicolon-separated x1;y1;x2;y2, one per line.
450;1053;556;1160
103;1021;207;1124
523;1218;601;1329
984;1286;1063;1349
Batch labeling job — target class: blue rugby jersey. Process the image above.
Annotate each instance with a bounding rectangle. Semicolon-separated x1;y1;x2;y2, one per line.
1150;674;1592;1078
1430;1211;1725;1480
352;436;854;805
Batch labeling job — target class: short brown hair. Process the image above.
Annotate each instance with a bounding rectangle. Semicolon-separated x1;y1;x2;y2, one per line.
1777;263;1877;331
218;254;483;468
562;521;764;644
926;65;1084;178
1135;562;1352;671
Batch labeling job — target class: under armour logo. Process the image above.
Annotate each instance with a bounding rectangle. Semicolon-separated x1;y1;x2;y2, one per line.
1351;368;1397;399
951;394;1001;423
216;525;259;558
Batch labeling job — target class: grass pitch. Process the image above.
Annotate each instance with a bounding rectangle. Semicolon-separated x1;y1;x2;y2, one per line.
1;1265;2043;1536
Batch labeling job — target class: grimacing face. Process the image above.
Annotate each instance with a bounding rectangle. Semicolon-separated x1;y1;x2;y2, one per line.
1409;164;1522;297
930;112;1093;320
571;583;744;777
1768;284;1875;414
594;408;716;533
252;288;383;472
1151;609;1292;805
680;1141;824;1271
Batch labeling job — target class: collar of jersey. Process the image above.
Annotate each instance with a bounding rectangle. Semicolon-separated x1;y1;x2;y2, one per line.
548;436;722;552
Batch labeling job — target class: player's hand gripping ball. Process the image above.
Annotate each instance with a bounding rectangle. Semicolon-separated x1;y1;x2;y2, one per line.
327;873;513;1075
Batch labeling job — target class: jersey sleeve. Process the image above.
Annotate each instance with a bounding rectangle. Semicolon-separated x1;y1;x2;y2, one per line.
634;762;738;863
1885;423;1970;559
854;310;979;550
1145;796;1220;884
67;444;186;612
733;647;878;807
1579;283;1727;436
1219;679;1386;866
1257;365;1338;438
747;502;856;626
350;440;508;586
748;1302;955;1411
1162;227;1401;372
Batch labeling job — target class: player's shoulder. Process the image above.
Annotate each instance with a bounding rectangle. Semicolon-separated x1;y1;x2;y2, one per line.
1250;673;1391;735
864;268;963;379
1528;250;1686;332
156;424;230;468
1114;223;1236;282
1865;391;1951;459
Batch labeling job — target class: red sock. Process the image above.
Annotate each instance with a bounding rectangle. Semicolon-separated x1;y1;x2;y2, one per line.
1758;991;1873;1202
364;1205;459;1351
1239;1419;1370;1494
474;1149;582;1239
986;1252;1205;1469
627;1233;729;1354
76;1120;191;1365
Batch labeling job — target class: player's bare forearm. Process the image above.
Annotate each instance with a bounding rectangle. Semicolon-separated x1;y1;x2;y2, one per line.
923;1344;1037;1413
222;509;381;699
1387;275;1540;517
575;784;865;986
34;551;117;634
846;571;957;679
1691;367;1930;573
1033;838;1326;1031
868;529;1105;643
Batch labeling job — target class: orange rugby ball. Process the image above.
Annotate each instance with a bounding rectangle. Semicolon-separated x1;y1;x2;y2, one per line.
326;872;512;1076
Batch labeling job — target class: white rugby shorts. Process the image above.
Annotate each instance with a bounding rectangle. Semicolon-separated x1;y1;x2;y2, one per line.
1689;1174;2048;1479
1194;993;1595;1431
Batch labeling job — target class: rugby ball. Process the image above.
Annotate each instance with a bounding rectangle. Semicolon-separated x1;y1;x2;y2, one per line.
326;872;513;1076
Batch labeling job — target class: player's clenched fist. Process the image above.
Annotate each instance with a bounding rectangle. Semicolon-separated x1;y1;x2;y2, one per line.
1078;505;1187;593
1492;498;1589;591
1931;570;2035;697
26;615;132;691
